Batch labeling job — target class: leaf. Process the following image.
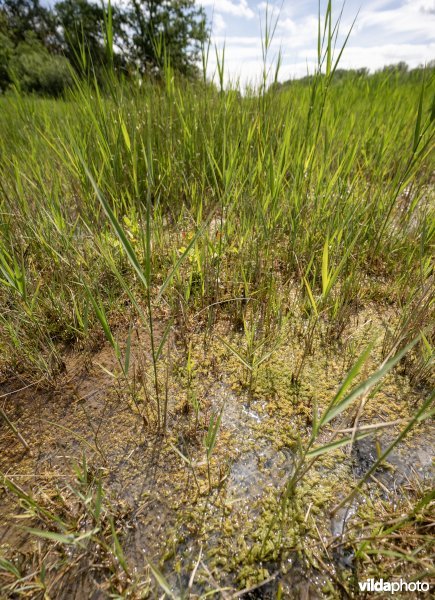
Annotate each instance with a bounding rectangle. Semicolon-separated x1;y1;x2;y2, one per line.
217;336;252;371
83;164;149;290
75;527;100;543
120;117;131;152
169;442;191;466
430;92;435;123
24;528;76;545
155;318;173;362
332;389;434;515
2;477;64;526
94;478;103;524
325;0;332;77
413;76;425;153
303;277;318;317
157;210;215;301
148;561;177;599
307;431;371;458
84;284;116;350
323;232;360;300
110;517;129;575
0;557;21;578
124;324;132;376
319;336;419;428
205;406;223;459
317;342;373;431
321;237;329;296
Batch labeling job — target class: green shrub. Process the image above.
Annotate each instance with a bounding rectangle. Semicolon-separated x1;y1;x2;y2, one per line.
8;35;73;96
0;32;14;91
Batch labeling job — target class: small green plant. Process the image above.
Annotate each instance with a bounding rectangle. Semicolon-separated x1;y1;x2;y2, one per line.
204;406;223;493
218;308;285;396
1;458;133;595
260;334;434;557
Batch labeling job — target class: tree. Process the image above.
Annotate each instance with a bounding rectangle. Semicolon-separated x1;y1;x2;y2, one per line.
0;0;70;93
8;33;72;95
0;0;209;94
127;0;207;77
54;0;127;73
380;62;409;74
0;32;14;90
0;0;56;48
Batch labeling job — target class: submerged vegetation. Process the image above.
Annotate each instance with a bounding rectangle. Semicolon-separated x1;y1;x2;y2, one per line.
0;2;434;598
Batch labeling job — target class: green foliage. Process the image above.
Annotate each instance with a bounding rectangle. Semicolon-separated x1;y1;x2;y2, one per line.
8;33;72;95
54;0;127;74
0;3;434;595
0;31;14;90
0;0;208;94
277;62;435;89
0;0;56;47
127;0;207;77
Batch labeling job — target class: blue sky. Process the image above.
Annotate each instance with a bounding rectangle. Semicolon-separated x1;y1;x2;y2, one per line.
198;1;435;85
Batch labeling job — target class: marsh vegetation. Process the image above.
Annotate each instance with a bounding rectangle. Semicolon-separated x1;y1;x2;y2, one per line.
0;3;434;598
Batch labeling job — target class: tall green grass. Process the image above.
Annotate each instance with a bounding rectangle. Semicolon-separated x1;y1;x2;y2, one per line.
0;3;432;455
1;72;433;361
0;2;433;417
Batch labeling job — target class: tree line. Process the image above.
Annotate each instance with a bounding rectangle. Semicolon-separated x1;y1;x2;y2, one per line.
0;0;208;95
275;61;435;90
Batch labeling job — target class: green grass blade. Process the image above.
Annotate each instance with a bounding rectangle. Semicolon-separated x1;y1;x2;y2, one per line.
321;236;329;296
157;210;215;301
307;431;371;458
318;342;374;430
110;517;129;575
217;336;252;371
320;336;419;428
413;74;425;153
23;528;77;545
148;561;177;599
82;164;149;290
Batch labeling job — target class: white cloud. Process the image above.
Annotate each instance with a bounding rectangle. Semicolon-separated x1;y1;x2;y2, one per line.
277;14;319;50
356;0;435;41
212;13;227;34
199;0;255;19
114;0;435;85
317;42;435;71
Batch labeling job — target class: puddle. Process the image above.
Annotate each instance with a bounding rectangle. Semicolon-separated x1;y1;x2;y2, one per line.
227;446;292;504
208;382;294;505
330;426;434;574
352;430;434;489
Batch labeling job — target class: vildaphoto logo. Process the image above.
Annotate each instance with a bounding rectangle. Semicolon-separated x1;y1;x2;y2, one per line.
358;578;430;594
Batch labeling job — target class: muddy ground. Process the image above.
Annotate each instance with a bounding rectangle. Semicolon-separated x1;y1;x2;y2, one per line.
0;306;434;598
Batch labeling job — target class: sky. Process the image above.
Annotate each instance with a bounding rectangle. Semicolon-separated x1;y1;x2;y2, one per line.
197;0;435;86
